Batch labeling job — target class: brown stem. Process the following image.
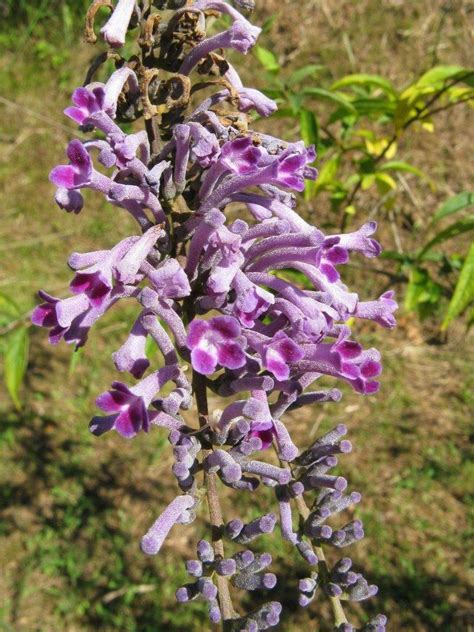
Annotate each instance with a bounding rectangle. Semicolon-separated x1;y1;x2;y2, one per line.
193;370;238;626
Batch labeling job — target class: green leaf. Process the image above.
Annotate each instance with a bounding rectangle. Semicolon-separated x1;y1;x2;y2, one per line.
288;64;325;85
431;191;474;224
302;87;357;113
404;267;443;319
380;160;426;178
261;15;277;33
254;46;280;73
0;292;21;329
418;215;474;259
313;155;340;193
0;291;20;318
415;65;466;87
299;108;319;146
330;74;397;97
351;97;396;117
4;327;29;410
442;243;474;329
300;109;318;200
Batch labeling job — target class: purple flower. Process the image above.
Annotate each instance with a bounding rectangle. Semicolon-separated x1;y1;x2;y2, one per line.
269;144;317;192
93;367;179;438
205;226;245;294
54;187;84;214
225;64;278;117
141;495;195;555
179;20;261;75
248;421;275;450
113;315;150;378
232;272;274;327
95;381;149;438
31;290;92;345
49;140;93;189
70;270;112;307
145;259;191;299
64;86;106;126
220;137;264;175
187;316;246;375
355;291;398;328
260;331;304;381
31;291;68;344
100;0;136;49
335;222;382;258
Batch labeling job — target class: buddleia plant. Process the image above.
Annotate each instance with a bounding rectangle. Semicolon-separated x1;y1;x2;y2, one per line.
33;1;397;629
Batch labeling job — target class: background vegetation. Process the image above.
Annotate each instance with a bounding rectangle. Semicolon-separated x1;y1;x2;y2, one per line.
0;1;473;630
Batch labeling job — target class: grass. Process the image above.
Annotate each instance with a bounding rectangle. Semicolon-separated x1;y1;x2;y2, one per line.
1;2;473;631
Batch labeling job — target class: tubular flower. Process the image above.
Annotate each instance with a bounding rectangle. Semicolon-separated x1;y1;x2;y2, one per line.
33;1;395;629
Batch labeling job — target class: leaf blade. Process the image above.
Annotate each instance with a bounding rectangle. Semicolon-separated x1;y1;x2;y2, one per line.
418;215;474;259
432;191;474;224
330;73;397;97
442;243;474;329
4;327;29;410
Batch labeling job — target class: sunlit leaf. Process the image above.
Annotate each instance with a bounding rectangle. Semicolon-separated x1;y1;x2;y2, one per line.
365;138;397;158
380;160;426;179
313;155;340;193
254;46;280;73
375;172;397;190
361;174;376;190
432;191;474;224
415;65;466;87
299;108;319;146
421;120;434;132
442;243;474;329
4;326;29;410
330;73;397;97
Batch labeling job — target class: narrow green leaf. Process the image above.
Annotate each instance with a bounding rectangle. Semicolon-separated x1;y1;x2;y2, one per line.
313;155;340;193
288;64;325;85
299;108;319;146
380;160;426;178
0;291;20;318
300;109;318;200
261;15;277;33
254;46;280;73
69;346;84;376
418;215;474;258
4;327;29;410
415;65;466;87
351;97;396;116
442;243;474;329
302;87;357;113
432;191;474;224
330;73;397;97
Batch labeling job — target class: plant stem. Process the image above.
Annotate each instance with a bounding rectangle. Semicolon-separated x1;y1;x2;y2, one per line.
193;370;237;627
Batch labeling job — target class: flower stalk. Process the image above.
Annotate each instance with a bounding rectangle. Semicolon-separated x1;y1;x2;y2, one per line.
33;1;396;630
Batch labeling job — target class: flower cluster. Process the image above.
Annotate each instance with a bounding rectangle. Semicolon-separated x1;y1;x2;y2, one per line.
34;1;396;630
